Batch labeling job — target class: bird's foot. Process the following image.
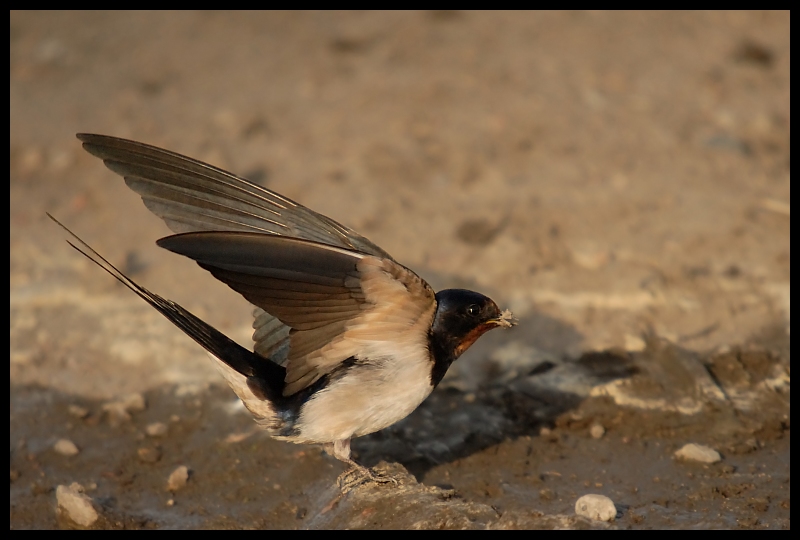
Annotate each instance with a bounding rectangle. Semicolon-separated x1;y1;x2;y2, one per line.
337;463;399;493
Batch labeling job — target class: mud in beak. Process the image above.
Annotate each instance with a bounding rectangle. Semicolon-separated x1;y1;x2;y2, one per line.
489;309;517;328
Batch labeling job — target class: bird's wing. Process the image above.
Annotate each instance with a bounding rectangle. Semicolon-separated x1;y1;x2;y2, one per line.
76;133;393;259
158;232;437;396
77;133;402;377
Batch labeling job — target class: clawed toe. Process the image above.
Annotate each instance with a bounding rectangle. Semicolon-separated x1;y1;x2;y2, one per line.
325;439;400;492
337;465;399;492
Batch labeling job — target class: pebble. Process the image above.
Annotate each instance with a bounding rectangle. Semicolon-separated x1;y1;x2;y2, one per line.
146;422;168;437
624;334;647;352
102;392;146;424
68;404;90;419
575;494;617;522
56;483;98;526
137;446;162;463
54;438;80;456
675;443;721;464
166;465;190;492
120;392;146;411
590;423;605;439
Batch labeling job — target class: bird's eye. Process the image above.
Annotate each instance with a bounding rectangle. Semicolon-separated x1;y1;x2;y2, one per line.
466;304;481;317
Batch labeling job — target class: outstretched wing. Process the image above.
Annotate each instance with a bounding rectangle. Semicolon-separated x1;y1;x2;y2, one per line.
77;133;392;259
77;133;418;389
158;232;436;396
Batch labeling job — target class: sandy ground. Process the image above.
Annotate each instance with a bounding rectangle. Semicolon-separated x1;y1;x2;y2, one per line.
10;11;789;529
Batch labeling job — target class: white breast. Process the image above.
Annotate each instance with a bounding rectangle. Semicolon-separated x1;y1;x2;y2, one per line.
291;345;435;443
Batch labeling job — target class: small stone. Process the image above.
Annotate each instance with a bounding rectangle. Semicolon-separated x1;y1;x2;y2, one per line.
145;422;168;437
675;443;721;464
102;393;146;424
624;334;647;352
54;438;80;456
120;392;146;411
68;405;90;419
166;465;190;492
590;423;605;439
56;483;99;527
137;447;162;463
575;493;617;522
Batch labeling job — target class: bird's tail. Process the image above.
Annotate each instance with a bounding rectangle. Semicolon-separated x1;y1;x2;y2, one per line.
46;213;287;408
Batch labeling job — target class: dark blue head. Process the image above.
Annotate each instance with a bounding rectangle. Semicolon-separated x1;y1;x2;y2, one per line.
427;288;515;386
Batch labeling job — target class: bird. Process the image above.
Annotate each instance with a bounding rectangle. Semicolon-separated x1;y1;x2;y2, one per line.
50;133;516;487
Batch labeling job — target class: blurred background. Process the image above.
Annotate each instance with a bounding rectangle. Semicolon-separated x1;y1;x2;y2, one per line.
10;11;790;529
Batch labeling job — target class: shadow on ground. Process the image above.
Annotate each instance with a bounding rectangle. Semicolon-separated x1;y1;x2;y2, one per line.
11;321;789;529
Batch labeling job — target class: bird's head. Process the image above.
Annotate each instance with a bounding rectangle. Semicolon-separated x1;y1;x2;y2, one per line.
429;289;516;366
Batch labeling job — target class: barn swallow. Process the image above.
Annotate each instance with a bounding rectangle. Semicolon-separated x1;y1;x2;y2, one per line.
51;133;516;487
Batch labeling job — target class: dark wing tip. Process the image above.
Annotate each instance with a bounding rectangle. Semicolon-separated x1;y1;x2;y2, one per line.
76;132;111;145
76;133;168;156
76;133;132;160
76;133;123;143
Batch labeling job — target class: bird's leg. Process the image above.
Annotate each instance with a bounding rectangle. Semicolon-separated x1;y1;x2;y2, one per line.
324;439;399;491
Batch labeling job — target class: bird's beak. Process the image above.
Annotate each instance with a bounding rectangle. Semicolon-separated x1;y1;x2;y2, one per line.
489;309;517;328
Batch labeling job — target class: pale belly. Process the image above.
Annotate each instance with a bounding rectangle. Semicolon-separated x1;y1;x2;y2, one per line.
292;356;435;443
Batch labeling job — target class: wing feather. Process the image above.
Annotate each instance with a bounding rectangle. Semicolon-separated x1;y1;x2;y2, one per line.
78;133;392;258
79;134;434;398
159;232;436;396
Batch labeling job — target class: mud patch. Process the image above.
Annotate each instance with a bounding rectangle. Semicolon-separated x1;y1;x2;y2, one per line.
11;335;789;529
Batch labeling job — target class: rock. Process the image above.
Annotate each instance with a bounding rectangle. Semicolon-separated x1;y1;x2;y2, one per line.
590;423;605;439
56;483;98;527
102;392;146;424
137;446;162;463
145;422;168;437
310;461;499;529
166;465;190;492
675;443;721;464
119;392;146;411
624;334;647;352
68;404;90;419
54;438;80;456
575;494;617;522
